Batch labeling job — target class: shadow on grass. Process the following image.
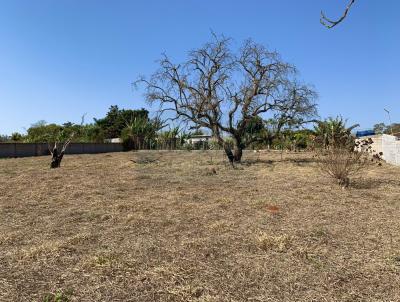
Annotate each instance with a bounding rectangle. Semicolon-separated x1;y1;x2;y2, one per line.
241;159;274;166
351;177;400;189
242;157;317;166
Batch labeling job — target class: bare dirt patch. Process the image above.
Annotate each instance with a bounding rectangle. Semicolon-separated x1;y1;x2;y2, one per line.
0;150;399;301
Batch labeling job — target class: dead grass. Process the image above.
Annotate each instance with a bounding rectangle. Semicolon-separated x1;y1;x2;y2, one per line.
0;150;399;301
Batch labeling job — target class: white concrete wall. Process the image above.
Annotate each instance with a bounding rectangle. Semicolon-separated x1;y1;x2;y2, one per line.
357;134;400;166
381;134;400;166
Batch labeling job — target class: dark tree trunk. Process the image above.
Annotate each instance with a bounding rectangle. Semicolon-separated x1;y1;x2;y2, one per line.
219;138;244;165
233;146;243;162
213;129;243;166
221;139;243;165
49;133;74;168
223;146;235;167
50;146;65;168
233;137;244;162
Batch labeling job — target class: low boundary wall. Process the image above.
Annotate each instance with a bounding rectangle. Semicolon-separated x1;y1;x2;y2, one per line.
356;134;400;166
0;143;123;158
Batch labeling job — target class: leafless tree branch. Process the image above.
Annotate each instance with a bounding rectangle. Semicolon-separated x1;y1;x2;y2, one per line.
136;35;317;162
320;0;356;28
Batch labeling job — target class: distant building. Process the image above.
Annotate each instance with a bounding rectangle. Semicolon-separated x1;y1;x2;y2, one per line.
104;138;122;143
186;134;211;144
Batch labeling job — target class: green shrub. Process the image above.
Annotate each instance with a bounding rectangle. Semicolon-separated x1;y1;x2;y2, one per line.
42;290;72;302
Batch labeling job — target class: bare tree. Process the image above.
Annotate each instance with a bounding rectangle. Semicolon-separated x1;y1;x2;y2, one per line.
136;35;317;162
48;114;85;168
262;84;319;148
49;135;74;168
321;0;356;28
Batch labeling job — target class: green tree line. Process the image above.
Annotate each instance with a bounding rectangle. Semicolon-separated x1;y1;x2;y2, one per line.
0;107;377;152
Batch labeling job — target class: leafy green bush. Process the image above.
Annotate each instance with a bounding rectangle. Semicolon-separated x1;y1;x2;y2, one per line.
94;105;150;139
314;116;359;150
10;132;24;141
121;116;159;150
0;134;9;142
42;290;72;302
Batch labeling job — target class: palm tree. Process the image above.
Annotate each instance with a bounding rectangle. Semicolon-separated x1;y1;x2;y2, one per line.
157;126;180;150
123;117;158;149
314;116;359;149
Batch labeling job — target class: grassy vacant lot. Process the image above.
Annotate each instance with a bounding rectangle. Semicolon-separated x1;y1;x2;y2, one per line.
0;150;399;301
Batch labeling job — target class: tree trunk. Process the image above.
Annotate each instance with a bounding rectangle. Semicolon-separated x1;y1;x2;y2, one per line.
233;137;243;162
233;146;243;162
222;146;234;167
213;129;243;166
50;146;64;168
219;139;243;165
215;134;235;166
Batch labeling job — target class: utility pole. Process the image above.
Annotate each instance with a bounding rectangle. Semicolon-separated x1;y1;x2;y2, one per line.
384;108;394;136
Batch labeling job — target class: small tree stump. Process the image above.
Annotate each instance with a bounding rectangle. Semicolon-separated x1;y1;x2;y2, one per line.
50;145;65;168
49;138;73;169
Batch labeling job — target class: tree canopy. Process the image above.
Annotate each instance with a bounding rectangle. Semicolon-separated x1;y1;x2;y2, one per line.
137;34;318;161
94;105;150;139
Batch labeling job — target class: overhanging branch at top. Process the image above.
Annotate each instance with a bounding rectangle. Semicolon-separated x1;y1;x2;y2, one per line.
320;0;356;28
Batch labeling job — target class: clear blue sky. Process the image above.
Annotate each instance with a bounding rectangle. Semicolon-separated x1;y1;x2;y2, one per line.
0;0;399;134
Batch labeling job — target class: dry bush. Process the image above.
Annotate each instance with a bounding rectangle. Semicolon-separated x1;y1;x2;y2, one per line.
318;136;384;188
130;153;160;164
318;148;368;188
355;137;383;161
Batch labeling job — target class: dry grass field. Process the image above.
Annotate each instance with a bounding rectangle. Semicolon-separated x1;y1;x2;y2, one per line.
0;150;399;301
